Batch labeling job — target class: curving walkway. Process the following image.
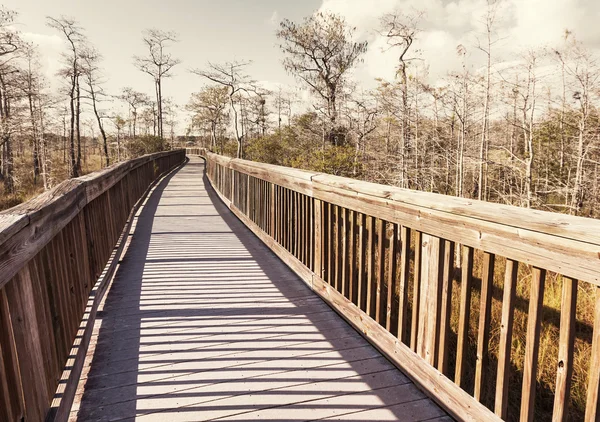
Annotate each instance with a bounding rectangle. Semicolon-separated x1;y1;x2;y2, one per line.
70;157;448;422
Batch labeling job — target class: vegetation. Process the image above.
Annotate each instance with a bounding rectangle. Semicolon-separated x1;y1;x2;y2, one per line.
0;9;181;212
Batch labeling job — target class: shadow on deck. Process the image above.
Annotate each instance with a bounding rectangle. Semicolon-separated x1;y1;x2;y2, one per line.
70;158;448;422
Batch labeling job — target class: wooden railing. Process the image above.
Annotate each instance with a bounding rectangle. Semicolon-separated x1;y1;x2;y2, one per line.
192;148;600;422
0;150;185;421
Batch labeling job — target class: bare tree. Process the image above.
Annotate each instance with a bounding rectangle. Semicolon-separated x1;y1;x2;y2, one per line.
380;10;422;187
187;85;229;152
120;87;148;139
134;29;180;139
80;47;110;167
191;61;253;158
47;15;85;177
277;12;367;145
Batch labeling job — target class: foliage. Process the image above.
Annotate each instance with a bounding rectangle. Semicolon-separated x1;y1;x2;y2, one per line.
127;135;170;156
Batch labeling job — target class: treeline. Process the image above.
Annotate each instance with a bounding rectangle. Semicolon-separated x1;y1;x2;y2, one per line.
188;7;600;218
0;7;180;209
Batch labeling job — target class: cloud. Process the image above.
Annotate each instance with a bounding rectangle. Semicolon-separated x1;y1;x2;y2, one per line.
316;0;600;86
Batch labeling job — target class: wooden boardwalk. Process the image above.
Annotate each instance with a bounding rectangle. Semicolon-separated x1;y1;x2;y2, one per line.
70;157;448;422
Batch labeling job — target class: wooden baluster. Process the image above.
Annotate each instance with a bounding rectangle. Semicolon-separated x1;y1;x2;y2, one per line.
326;203;333;285
417;234;443;366
437;240;454;374
520;267;546;422
376;218;385;324
366;216;375;318
334;205;340;291
410;230;423;351
553;277;577;421
455;245;474;387
314;199;323;280
341;208;348;297
398;226;411;343
386;223;398;331
0;288;24;421
357;213;366;311
586;287;600;422
474;252;496;401
348;210;356;304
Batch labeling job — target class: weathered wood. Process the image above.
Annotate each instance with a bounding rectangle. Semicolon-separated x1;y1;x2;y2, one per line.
474;252;495;401
386;223;398;331
366;216;375;318
376;218;385;324
495;259;518;419
586;287;600;422
553;277;577;421
455;245;474;387
520;267;546;422
417;234;443;366
437;240;454;375
411;230;423;351
398;226;411;343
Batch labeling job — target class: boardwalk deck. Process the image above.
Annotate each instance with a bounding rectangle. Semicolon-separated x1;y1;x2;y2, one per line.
70;157;448;422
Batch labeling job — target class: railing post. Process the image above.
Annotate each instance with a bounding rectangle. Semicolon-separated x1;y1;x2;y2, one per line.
417;234;443;366
270;184;275;238
313;199;323;282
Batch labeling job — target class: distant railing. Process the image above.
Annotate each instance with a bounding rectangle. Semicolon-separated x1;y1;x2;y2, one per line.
190;147;600;422
0;150;185;421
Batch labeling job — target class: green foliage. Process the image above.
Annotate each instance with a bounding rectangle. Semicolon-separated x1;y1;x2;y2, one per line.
128;135;171;157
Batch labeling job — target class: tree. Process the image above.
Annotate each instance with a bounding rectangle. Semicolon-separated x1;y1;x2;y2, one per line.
112;115;126;161
277;12;367;145
80;47;110;167
120;87;148;139
379;10;422;188
133;29;180;140
47;15;86;177
187;85;229;152
0;7;21;193
191;61;253;158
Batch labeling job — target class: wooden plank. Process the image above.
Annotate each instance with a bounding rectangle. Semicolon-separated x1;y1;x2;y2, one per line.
474;252;495;401
341;207;348;297
410;230;422;351
314;199;323;280
437;240;454;375
455;245;474;387
520;267;546;422
376;218;385;324
553;277;577;421
366;216;375;318
4;265;50;421
386;223;398;331
0;287;24;422
348;210;356;305
417;234;442;366
357;213;366;311
398;226;411;343
494;259;519;419
334;205;340;292
586;287;600;422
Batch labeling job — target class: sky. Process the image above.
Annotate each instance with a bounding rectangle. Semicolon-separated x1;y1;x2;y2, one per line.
4;0;600;132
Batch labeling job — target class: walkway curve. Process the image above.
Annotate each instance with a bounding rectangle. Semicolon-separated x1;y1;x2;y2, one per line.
70;157;448;422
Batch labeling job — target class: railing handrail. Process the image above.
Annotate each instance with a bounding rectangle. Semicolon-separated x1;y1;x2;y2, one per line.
199;149;600;286
0;150;184;290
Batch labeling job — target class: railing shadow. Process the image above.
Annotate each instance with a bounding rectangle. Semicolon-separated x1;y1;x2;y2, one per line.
71;158;447;421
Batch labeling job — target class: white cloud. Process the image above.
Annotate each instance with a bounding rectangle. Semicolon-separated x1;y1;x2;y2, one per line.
316;0;600;87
